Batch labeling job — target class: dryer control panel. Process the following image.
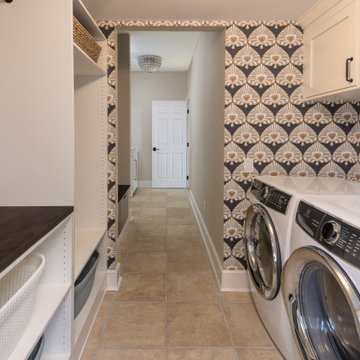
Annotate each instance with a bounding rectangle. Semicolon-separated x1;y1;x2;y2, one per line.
296;201;360;269
251;179;292;215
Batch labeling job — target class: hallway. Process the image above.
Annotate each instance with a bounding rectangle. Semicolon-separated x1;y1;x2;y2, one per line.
81;189;283;360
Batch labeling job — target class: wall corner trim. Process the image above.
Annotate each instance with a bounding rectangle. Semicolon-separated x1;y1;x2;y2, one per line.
189;189;250;292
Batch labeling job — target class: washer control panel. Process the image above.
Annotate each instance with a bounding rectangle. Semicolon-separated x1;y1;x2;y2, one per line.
251;179;292;215
296;201;360;269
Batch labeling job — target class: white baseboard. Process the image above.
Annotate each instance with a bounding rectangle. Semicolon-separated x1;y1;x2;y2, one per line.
139;180;152;188
188;190;223;289
188;190;250;292
118;214;130;241
221;270;250;292
107;261;122;291
105;214;131;291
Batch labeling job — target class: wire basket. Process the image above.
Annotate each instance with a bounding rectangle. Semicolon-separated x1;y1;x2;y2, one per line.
0;253;45;360
73;16;101;63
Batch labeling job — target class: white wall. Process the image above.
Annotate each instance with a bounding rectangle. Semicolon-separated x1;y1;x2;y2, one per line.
130;72;188;182
0;0;74;206
188;31;225;266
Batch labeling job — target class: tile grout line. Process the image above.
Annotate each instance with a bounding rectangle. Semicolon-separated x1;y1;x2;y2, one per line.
199;209;240;360
212;272;240;360
111;300;222;304
184;189;241;359
164;191;169;360
93;295;116;360
183;189;241;359
121;272;211;275
91;194;145;359
93;193;143;359
98;344;277;349
94;193;147;358
134;189;168;360
89;189;261;359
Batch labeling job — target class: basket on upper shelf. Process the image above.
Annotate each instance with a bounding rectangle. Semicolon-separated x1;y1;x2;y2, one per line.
73;16;101;63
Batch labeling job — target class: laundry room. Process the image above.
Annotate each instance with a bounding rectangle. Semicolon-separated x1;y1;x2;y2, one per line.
1;0;360;359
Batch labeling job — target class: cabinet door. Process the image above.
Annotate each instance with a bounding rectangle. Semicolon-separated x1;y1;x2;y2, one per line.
0;0;74;206
303;1;358;99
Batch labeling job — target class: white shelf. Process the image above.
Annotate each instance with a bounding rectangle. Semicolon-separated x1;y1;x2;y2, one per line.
73;0;105;41
8;284;71;360
73;43;106;76
75;228;106;279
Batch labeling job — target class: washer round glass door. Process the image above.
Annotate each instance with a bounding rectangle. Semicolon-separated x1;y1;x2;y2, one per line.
282;247;360;360
245;204;281;300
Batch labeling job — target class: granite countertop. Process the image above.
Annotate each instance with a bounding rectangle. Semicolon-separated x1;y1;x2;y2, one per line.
0;206;73;273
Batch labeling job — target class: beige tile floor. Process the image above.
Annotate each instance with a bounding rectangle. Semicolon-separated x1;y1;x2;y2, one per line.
81;188;284;360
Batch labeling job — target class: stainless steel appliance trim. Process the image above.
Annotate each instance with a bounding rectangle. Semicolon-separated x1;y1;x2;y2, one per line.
282;246;360;359
245;203;281;300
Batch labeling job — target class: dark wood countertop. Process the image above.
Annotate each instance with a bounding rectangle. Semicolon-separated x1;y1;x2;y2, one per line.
118;185;130;202
0;206;73;273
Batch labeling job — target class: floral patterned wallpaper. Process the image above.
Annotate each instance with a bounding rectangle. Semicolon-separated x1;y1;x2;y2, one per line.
98;24;117;268
99;20;360;271
223;22;360;270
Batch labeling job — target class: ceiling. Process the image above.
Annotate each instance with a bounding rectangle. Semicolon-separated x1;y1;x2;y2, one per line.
129;31;201;72
83;0;318;21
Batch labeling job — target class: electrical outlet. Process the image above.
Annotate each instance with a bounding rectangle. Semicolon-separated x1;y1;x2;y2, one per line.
244;158;254;172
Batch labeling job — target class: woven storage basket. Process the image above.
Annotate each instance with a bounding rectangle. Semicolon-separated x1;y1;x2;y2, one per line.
73;16;101;63
0;253;45;360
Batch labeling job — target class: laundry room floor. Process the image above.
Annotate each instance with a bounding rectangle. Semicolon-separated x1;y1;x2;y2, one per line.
81;189;283;360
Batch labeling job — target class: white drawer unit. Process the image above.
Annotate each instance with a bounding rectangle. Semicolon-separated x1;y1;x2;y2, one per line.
300;0;360;101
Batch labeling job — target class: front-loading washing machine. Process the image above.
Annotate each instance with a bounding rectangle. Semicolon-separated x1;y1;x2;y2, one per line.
246;176;298;360
282;194;360;359
245;176;360;360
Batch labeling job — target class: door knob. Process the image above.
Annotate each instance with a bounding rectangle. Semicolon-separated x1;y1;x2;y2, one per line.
152;147;159;151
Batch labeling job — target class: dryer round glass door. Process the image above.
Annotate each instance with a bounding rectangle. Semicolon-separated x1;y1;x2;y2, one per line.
282;247;360;360
245;204;281;300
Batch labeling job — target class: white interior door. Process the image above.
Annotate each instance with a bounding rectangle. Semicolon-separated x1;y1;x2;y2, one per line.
152;101;187;188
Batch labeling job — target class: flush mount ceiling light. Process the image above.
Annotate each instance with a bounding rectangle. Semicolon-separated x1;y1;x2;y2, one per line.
137;55;162;73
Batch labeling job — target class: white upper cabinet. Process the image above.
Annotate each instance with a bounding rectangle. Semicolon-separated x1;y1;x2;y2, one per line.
300;0;360;101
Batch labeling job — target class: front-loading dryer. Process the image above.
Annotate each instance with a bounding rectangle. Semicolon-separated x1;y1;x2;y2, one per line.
245;176;308;360
245;176;360;360
282;195;360;360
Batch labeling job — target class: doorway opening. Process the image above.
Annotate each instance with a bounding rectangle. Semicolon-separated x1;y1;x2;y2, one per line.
116;29;224;191
127;30;201;191
116;27;226;267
